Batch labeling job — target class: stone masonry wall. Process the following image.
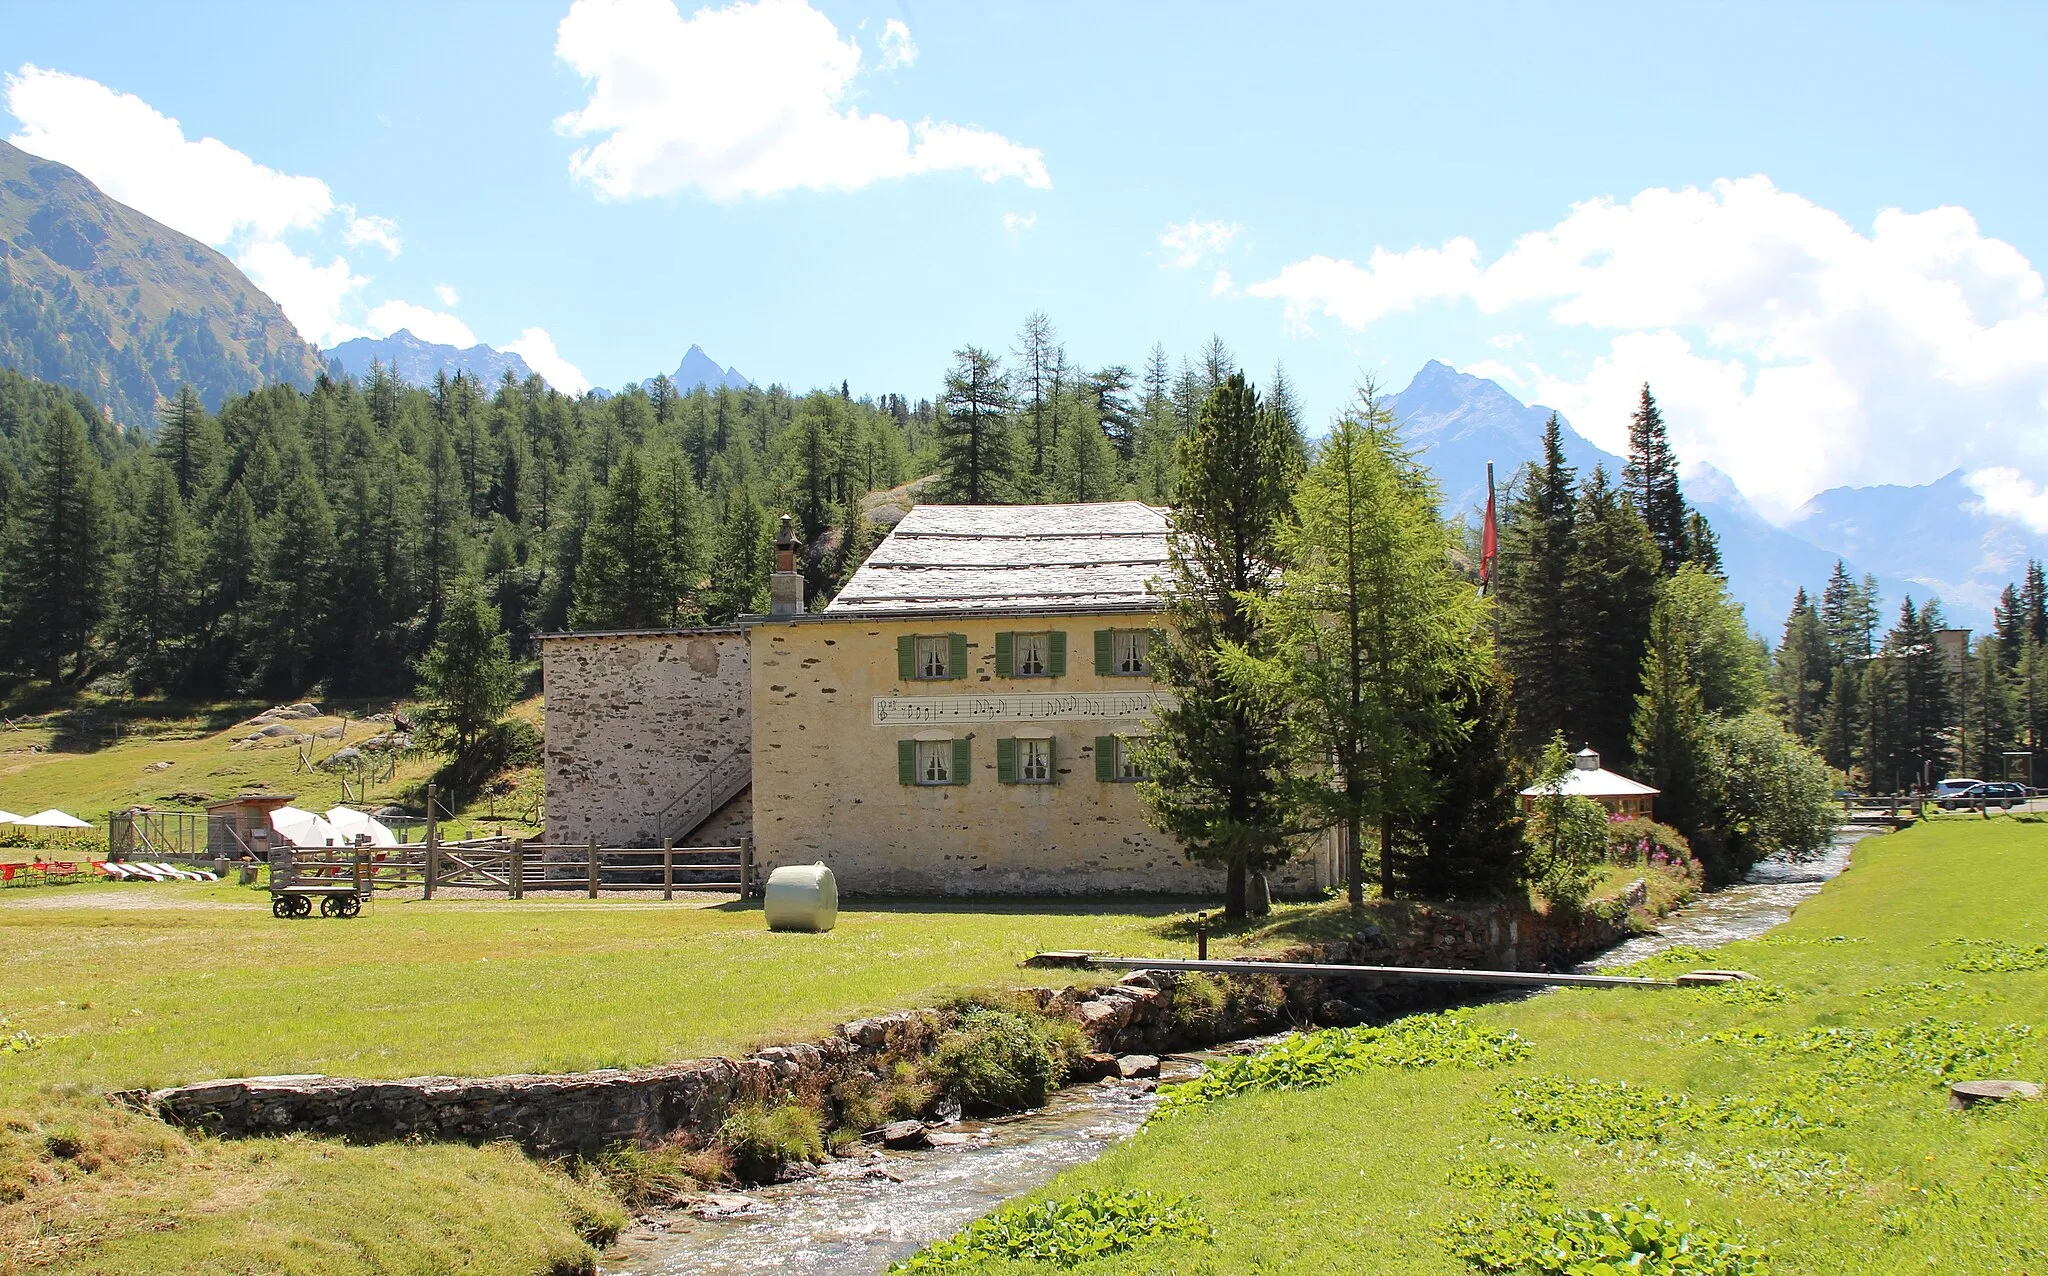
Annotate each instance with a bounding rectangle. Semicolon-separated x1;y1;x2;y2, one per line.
543;629;752;847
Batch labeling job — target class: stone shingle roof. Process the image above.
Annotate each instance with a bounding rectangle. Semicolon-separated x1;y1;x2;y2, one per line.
826;501;1171;615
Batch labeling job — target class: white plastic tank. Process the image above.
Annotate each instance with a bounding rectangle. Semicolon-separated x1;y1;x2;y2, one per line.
763;863;838;932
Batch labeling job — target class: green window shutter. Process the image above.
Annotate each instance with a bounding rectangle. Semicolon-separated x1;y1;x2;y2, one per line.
1094;629;1113;675
1095;735;1115;782
994;631;1014;677
1047;630;1067;677
897;635;915;681
897;739;916;785
948;633;968;679
952;737;972;784
996;737;1017;783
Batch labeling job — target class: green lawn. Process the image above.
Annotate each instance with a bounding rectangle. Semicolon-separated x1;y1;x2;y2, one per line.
0;888;1223;1090
931;818;2048;1274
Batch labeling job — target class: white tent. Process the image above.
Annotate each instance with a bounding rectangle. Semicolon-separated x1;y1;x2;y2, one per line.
14;808;92;828
0;810;20;824
269;806;342;848
324;806;398;848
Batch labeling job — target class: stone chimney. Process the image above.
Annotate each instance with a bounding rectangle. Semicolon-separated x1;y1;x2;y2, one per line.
769;514;805;617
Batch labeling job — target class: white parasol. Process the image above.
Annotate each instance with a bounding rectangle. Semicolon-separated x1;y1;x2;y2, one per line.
324;806;399;848
13;808;92;828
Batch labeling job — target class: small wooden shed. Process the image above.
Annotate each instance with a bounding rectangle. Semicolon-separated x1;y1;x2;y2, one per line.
206;793;298;858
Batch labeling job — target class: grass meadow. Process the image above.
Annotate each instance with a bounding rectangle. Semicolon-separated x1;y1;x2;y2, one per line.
925;817;2048;1274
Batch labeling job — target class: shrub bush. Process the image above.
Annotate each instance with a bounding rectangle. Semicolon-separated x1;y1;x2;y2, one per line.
583;1137;729;1207
714;1100;824;1184
1605;817;1692;867
1156;1013;1529;1114
928;1008;1071;1114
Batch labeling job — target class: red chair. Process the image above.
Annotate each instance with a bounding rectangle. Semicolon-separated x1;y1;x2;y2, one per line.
0;863;24;886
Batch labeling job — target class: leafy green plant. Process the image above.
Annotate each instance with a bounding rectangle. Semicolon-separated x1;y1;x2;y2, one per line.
0;1017;36;1054
1495;1076;1813;1143
1708;1017;2033;1088
1947;939;2048;974
1157;1013;1528;1114
581;1138;729;1207
713;1100;824;1184
892;1188;1213;1270
1448;1199;1768;1275
928;1008;1072;1114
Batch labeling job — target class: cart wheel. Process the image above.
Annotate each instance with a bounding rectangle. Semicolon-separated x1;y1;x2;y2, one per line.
272;896;295;919
320;894;341;917
336;895;362;919
289;894;313;918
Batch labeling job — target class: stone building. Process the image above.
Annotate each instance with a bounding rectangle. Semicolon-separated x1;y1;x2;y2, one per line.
542;501;1338;896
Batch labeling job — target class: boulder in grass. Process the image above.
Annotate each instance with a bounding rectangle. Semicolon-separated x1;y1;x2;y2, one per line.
1949;1079;2042;1109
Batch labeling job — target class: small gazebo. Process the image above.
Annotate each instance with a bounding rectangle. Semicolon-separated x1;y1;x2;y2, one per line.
1520;747;1659;817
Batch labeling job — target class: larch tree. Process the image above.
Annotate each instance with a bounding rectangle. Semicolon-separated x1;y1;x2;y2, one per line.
2;403;112;680
1247;386;1484;904
155;384;222;504
1623;383;1691;573
933;346;1016;503
256;464;337;692
703;483;770;622
415;574;520;759
1012;313;1057;480
1136;372;1300;919
650;447;706;626
1389;662;1528;900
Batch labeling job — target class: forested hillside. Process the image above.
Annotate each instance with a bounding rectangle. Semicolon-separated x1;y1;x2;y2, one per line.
0;141;326;427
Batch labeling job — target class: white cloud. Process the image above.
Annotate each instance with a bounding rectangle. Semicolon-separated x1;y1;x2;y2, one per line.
344;214;402;255
878;18;918;70
1967;467;2048;534
1159;218;1242;269
554;0;1049;200
367;301;477;349
236;240;369;347
503;327;592;395
1210;269;1235;297
435;283;461;306
1249;176;2048;519
3;64;421;352
1001;211;1036;235
6;64;332;243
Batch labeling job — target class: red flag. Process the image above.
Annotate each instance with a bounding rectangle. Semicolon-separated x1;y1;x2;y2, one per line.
1480;462;1498;587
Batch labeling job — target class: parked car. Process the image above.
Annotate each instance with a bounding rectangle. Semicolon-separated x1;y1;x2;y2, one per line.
1939;781;2028;810
1933;778;1983;801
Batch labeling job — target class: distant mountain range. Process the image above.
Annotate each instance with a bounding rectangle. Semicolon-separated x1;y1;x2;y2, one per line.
1385;360;2032;632
320;333;753;396
326;329;535;387
671;343;751;391
0;139;325;427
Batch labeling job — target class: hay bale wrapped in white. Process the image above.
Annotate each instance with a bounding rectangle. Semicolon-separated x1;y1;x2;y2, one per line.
763;863;837;933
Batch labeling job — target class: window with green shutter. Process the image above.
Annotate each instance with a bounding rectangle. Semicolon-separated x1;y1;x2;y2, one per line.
1096;628;1151;676
897;739;916;784
996;737;1017;783
1094;629;1113;675
948;633;968;679
951;736;972;784
897;635;915;681
907;634;968;680
999;737;1054;784
1094;735;1115;782
994;632;1014;677
1047;630;1067;676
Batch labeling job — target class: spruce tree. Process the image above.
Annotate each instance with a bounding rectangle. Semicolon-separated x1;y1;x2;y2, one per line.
651;448;706;626
1771;587;1832;742
1623;383;1690;572
115;462;194;691
196;481;262;688
1137;372;1299;919
1390;664;1528;900
2024;560;2048;644
256;465;337;692
571;449;670;631
1818;659;1863;777
1495;412;1578;756
1684;508;1723;577
1632;592;1725;876
703;484;770;622
1561;465;1660;764
933;346;1016;503
2;403;112;680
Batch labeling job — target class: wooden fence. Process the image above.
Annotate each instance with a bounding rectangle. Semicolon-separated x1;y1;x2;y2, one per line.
273;836;757;900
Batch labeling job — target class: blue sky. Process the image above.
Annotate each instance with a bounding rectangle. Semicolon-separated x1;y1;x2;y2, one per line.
6;2;2048;522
